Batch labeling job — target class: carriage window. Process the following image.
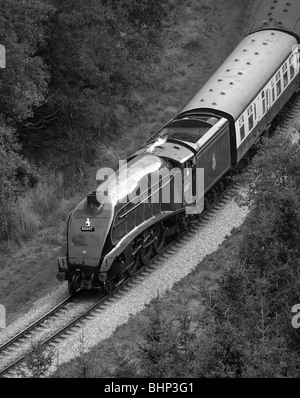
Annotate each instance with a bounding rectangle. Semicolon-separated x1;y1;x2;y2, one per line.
253;103;257;120
247;105;254;131
262;90;266;114
276;71;282;96
289;54;296;80
283;63;288;88
271;79;275;102
239;115;245;142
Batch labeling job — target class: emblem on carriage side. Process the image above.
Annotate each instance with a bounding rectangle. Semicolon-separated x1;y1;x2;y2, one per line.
212;153;217;171
81;217;95;232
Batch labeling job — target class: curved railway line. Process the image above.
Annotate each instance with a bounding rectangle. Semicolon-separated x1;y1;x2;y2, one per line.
0;182;237;378
1;93;300;378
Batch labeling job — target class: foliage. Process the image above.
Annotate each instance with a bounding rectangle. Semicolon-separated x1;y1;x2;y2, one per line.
0;125;27;241
20;0;171;170
135;299;198;377
0;0;52;245
122;0;168;33
17;342;57;378
236;133;300;211
0;0;53;124
109;347;137;378
201;132;300;376
236;133;300;321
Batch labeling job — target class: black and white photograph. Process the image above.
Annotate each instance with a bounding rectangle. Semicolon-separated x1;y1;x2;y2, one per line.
1;0;300;383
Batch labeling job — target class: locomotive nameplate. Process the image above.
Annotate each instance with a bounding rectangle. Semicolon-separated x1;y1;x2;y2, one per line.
81;226;95;232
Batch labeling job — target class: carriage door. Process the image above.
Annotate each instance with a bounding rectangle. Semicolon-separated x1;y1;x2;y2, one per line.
261;89;270;116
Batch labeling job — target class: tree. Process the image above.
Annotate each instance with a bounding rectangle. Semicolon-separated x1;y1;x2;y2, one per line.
110;298;198;378
22;0;169;171
0;0;52;244
17;342;57;378
0;126;27;241
0;0;53;124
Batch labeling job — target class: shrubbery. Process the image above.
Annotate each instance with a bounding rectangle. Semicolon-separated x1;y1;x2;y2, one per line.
0;125;30;242
198;132;300;376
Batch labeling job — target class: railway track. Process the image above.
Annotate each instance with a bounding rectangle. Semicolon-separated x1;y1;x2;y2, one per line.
1;93;300;378
0;295;72;354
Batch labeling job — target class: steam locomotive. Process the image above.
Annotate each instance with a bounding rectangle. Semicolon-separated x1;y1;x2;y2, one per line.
57;0;300;295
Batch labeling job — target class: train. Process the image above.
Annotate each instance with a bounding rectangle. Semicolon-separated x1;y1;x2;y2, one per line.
57;0;300;295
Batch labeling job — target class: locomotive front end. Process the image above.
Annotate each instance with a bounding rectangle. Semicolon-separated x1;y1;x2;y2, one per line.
57;191;114;294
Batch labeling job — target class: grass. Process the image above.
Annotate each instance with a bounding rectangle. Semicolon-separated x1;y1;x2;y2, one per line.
0;171;85;324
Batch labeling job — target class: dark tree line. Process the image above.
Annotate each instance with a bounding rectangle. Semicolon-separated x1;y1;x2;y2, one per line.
28;0;169;169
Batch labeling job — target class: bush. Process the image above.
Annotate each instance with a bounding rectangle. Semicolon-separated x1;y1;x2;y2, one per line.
0;125;24;241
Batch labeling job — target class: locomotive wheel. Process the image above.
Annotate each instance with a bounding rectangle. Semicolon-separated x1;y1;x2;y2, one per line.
139;231;152;266
152;225;166;254
68;275;80;296
103;279;115;295
139;245;152;266
127;256;138;277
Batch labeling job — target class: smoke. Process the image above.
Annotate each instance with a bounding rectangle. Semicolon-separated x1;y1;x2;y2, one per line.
146;136;167;153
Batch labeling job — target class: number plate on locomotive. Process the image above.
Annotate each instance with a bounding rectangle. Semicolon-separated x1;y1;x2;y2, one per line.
81;226;95;232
